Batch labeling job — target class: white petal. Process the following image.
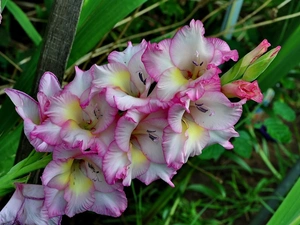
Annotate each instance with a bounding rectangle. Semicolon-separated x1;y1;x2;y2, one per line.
38;72;62;97
190;92;244;130
142;39;173;81
137;162;177;187
63;66;94;98
91;190;127;217
170;19;214;72
5;88;40;124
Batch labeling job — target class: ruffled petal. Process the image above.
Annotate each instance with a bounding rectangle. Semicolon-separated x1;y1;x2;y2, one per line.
60;119;94;151
42;159;73;189
190;92;245;130
0;184;50;225
128;48;149;95
134;112;168;164
22;118;53;152
108;40;147;66
122;141;150;186
137;162;176;187
208;127;239;149
183;118;210;159
38;72;62;97
207;37;239;65
46;92;82;125
163;125;186;169
168;103;186;133
91;190;127;217
103;141;130;185
0;183;24;224
115;109;142;152
63;66;94;98
170;19;214;72
30;120;62;148
142;39;173;81
64;161;95;217
106;88;149;111
5;88;40;124
93;63;131;94
44;187;67;217
156;67;188;101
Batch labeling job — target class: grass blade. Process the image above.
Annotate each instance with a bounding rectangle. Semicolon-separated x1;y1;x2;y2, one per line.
267;178;300;225
6;0;42;46
258;24;300;92
68;0;147;66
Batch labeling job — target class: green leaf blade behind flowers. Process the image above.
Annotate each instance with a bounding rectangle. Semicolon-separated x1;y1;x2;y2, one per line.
264;117;292;143
267;178;300;225
273;101;296;122
6;0;42;46
232;130;253;159
68;0;147;67
199;144;225;161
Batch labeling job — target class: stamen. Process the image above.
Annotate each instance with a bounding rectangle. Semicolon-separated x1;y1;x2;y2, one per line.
195;103;208;113
94;107;102;119
147;130;159;142
138;72;146;85
192;60;198;66
199;61;203;66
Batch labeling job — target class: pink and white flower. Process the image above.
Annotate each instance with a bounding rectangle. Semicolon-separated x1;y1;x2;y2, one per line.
93;40;160;112
103;109;176;187
5;72;63;152
42;149;127;218
0;183;62;225
142;19;238;101
163;77;245;169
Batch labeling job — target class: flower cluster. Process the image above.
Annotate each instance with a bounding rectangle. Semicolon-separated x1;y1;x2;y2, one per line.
1;19;277;224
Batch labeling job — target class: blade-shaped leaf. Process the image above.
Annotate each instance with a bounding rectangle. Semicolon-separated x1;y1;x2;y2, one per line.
6;0;42;45
267;178;300;225
258;24;300;92
68;0;147;66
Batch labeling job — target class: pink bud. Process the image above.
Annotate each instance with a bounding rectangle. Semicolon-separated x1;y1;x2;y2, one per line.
222;80;263;103
244;39;271;66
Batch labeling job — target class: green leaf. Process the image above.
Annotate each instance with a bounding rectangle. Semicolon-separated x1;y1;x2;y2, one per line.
267;178;300;225
68;0;147;67
258;24;300;92
232;130;253;159
187;184;220;199
281;77;296;90
264;117;292;143
273;101;296;122
223;151;253;173
6;0;42;46
199;144;225;161
0;124;22;177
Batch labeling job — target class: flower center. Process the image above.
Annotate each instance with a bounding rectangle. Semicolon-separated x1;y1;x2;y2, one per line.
79;106;101;131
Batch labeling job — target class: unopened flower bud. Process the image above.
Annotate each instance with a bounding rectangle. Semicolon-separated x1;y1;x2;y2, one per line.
242;46;281;82
221;39;275;85
221;80;263;103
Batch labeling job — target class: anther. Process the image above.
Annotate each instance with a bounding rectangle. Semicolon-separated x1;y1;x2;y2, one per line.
195;103;208;113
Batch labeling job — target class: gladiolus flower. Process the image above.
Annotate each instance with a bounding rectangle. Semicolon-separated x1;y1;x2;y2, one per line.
142;19;238;101
5;72;63;152
42;149;127;218
163;78;245;169
93;40;159;112
221;80;263;103
0;183;62;225
103;109;176;186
